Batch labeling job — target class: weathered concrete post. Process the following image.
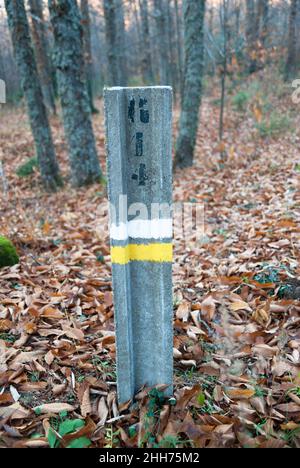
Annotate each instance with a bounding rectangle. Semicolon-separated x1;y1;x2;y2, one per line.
104;87;173;403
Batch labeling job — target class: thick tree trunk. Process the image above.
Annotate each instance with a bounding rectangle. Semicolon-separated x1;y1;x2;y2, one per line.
48;0;102;187
285;0;298;81
5;0;61;191
28;0;56;115
175;0;206;168
80;0;97;113
139;0;154;84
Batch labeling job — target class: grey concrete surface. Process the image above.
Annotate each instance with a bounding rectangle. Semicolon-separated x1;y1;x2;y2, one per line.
104;87;173;403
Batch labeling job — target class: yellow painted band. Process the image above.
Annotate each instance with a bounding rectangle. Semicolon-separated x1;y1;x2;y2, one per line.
111;243;173;264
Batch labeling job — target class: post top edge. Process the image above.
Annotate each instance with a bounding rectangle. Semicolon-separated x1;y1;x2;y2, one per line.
104;86;173;92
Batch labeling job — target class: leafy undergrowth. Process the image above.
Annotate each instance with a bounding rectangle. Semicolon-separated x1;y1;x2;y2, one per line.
0;71;299;448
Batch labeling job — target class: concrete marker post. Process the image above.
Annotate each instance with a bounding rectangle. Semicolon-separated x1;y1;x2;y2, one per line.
104;86;173;403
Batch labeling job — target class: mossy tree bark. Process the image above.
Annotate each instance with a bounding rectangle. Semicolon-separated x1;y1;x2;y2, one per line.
28;0;57;115
48;0;103;187
5;0;61;191
175;0;206;168
80;0;97;113
285;0;298;81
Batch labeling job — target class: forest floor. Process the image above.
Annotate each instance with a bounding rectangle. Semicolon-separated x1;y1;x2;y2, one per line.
0;67;299;448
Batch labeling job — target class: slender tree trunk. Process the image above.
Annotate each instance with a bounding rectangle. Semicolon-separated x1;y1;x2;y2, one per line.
139;0;154;84
234;1;240;37
48;0;102;187
28;0;56;115
130;0;142;66
260;0;269;46
92;14;105;95
0;51;6;84
115;0;128;86
103;0;127;86
174;0;184;100
285;0;298;81
245;0;257;73
5;0;61;191
208;5;214;31
80;0;97;113
166;0;178;98
103;0;118;85
153;0;170;85
219;0;229;145
175;0;206;168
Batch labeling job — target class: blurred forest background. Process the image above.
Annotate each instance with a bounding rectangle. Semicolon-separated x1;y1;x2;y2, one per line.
1;0;300;182
2;0;300;102
0;0;299;449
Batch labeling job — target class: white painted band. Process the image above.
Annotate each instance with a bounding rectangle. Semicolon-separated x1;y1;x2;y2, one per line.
110;219;173;240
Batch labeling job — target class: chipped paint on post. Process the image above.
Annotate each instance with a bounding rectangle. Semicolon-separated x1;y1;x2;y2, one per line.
105;87;173;403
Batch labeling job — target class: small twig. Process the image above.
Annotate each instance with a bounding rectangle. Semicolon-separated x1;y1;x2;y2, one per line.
106;415;125;424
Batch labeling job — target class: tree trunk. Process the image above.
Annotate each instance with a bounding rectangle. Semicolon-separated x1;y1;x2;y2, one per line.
91;13;105;96
219;0;229;145
28;0;56;115
139;0;154;84
285;0;298;81
130;0;142;70
103;0;118;86
175;0;206;168
166;0;178;97
260;0;269;46
234;1;240;37
80;0;97;113
48;0;102;187
174;0;184;100
103;0;127;86
115;0;128;86
245;0;257;73
5;0;61;191
153;0;170;85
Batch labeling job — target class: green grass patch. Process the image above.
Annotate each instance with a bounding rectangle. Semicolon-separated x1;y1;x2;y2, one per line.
0;332;16;343
255;112;292;138
16;157;38;178
232;90;251;112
